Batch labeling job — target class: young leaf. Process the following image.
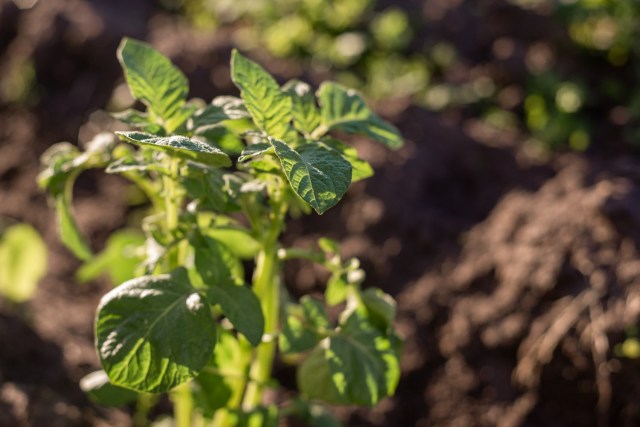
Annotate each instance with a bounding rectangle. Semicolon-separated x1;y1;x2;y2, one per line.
79;370;138;407
116;131;231;167
56;194;93;261
283;80;321;136
230;50;293;140
325;272;348;306
206;283;265;347
325;314;400;405
95;271;216;393
316;82;403;149
0;223;47;303
270;138;352;215
117;38;189;124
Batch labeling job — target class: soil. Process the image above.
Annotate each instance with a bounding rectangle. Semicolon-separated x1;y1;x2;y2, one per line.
3;0;640;426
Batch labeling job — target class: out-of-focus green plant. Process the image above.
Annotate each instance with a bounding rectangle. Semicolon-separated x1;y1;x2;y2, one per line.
523;72;590;151
181;0;431;102
0;222;47;303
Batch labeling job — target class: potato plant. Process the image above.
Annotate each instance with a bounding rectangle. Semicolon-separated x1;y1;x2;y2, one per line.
39;38;403;426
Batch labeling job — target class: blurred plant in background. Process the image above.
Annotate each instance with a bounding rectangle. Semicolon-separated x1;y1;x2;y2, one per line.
165;0;432;102
0;221;47;304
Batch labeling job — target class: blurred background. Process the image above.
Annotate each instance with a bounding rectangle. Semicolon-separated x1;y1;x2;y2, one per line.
3;0;640;425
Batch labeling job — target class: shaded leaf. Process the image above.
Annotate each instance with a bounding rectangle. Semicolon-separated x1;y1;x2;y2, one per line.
325;314;400;405
207;283;264;347
280;297;329;354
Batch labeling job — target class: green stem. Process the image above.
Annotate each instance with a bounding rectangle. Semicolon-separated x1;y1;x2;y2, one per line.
242;197;287;409
163;157;192;427
173;383;193;427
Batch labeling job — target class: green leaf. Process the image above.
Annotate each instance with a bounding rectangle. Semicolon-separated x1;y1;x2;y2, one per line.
280;296;330;354
298;348;344;404
325;272;348;306
230;50;293;140
318;237;340;255
95;271;217;393
270;138;352;215
0;224;47;303
361;288;396;331
316;82;403;149
194;330;252;416
76;229;145;286
203;230;259;260
193;236;244;287
116;131;231;167
325;314;400;405
56;194;92;261
289;399;344;427
238;143;273;163
207;284;264;347
191;96;251;130
283;80;321;136
117;38;189;123
79;370;138;407
182;163;228;212
322;139;373;182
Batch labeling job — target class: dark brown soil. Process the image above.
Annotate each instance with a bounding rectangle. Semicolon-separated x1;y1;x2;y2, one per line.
3;1;640;426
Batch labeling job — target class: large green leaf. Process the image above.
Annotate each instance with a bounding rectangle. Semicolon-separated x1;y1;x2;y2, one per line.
0;224;47;303
95;270;216;393
270;138;352;215
316;82;403;149
117;38;189;125
283;80;321;136
325;314;400;405
116;131;231;167
206;283;265;347
230;50;293;140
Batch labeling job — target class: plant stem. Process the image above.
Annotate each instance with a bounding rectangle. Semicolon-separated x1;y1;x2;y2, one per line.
163;157;192;427
173;383;193;427
242;197;287;409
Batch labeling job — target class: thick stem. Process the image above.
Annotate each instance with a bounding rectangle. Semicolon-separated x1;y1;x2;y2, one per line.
242;198;287;409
